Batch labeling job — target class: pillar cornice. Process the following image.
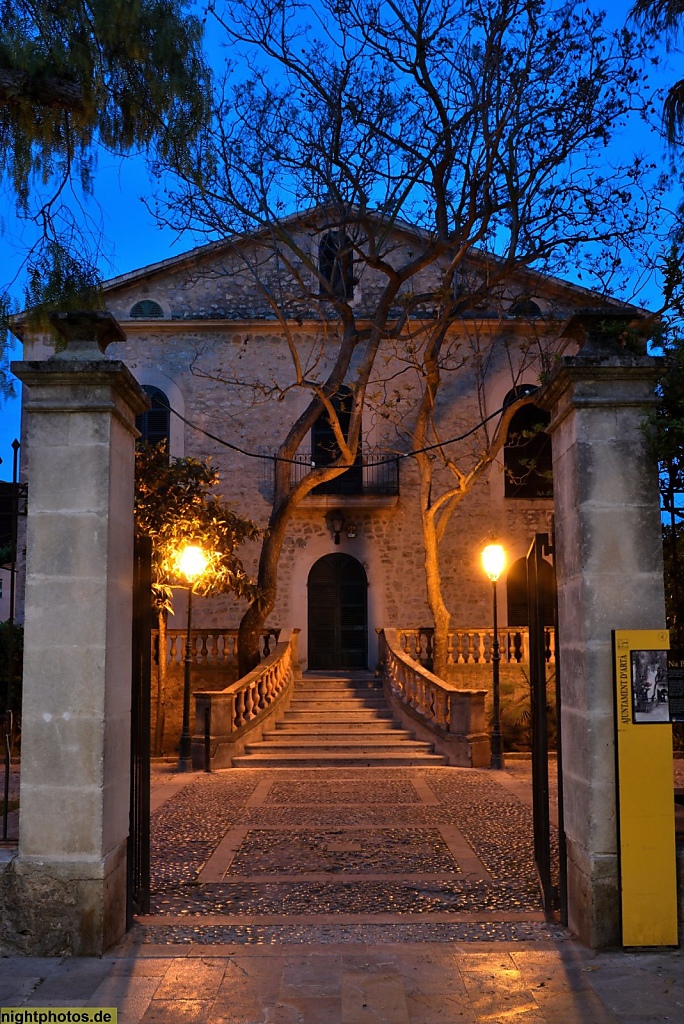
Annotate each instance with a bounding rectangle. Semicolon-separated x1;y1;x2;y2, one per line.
538;354;663;436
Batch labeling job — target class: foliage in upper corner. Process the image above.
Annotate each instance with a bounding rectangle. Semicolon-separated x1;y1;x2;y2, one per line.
1;238;106;366
0;0;211;211
0;0;211;368
631;0;684;144
134;443;261;601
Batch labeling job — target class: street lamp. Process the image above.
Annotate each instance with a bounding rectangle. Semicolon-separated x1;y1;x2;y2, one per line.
177;544;209;771
482;542;506;770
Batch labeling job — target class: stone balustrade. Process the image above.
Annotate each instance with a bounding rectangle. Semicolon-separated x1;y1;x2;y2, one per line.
155;627;280;671
191;628;300;768
397;625;555;669
378;628;490;767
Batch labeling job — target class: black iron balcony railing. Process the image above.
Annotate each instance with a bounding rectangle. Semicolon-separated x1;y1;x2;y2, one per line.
263;448;400;497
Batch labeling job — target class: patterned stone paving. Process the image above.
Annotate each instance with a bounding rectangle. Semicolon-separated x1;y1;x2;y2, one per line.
141;765;565;944
265;779;422;804
227;827;459;876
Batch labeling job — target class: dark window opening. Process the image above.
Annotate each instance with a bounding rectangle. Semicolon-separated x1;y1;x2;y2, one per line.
504;391;553;499
319;231;354;299
507;556;555;627
130;299;164;319
509;297;542;318
312;386;363;494
136;386;171;448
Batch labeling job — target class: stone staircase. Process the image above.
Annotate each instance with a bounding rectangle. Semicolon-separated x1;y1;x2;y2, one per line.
232;673;448;767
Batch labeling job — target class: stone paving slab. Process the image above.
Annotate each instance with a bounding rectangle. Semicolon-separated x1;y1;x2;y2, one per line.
0;943;683;1022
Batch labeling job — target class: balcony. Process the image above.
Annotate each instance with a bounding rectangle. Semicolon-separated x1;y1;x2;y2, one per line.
261;448;400;508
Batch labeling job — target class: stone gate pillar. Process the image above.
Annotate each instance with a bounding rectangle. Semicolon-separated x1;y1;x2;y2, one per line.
539;314;664;948
11;313;148;955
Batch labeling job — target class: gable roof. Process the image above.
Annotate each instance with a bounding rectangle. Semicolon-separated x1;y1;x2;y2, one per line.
99;206;649;318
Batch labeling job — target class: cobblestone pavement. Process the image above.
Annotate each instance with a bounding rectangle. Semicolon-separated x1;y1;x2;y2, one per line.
141;765;564;946
1;763;683;1022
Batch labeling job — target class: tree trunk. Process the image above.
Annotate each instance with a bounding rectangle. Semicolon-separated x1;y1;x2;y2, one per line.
153;608;167;755
421;500;451;679
238;500;290;677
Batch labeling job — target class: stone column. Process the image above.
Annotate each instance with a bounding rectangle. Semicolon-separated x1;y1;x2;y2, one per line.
11;313;149;955
539;316;664;948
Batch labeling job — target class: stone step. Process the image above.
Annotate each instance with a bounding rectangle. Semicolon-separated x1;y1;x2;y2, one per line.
245;738;434;753
290;687;384;697
280;708;393;716
294;686;383;696
231;751;449;767
267;726;408;739
271;722;402;734
234;673;444;767
288;698;388;709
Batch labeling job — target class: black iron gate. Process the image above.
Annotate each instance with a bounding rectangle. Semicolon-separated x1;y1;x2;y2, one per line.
527;532;567;921
128;534;153;922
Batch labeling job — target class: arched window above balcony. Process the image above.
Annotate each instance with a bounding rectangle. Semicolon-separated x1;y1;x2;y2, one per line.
319;231;354;299
311;386;363;494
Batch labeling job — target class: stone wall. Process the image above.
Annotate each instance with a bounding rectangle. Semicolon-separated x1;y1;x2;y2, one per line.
20;233;584;669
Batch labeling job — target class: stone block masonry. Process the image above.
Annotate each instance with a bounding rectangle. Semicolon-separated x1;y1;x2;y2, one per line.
6;318;149;955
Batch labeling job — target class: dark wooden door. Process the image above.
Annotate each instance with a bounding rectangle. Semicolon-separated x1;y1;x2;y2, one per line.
308;554;368;669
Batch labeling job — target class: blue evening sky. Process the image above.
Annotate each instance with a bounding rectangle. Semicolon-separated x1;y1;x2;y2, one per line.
0;0;679;478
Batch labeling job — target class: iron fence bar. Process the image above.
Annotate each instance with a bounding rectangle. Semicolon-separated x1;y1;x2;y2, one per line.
548;523;568;925
128;534;152;922
204;705;211;773
527;532;556;913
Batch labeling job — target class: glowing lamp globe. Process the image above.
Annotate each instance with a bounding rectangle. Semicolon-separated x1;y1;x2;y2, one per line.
482;543;505;583
178;545;208;582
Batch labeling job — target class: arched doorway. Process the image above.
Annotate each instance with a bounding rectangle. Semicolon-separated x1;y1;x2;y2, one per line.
307;553;368;670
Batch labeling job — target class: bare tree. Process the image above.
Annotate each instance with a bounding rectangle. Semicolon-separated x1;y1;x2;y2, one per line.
154;0;664;675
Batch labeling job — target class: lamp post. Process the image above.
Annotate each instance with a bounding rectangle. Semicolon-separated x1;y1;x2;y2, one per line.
177;544;208;771
482;543;506;770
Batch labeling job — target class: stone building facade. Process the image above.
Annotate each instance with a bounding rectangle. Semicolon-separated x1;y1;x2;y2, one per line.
19;216;643;673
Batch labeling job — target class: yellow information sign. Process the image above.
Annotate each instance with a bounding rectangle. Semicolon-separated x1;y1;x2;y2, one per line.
613;629;678;947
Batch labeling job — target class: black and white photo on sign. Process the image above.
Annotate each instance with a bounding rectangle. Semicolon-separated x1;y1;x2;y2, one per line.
631;650;670;723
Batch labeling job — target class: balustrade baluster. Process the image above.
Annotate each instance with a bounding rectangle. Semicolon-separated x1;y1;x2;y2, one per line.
467;632;477;664
544;629;553;664
244;686;255;721
169;634;178;665
197;632;207;664
422;630;432;667
446;632;455;666
438;689;449;727
513;632;523;663
234;690;246;728
456;630;465;664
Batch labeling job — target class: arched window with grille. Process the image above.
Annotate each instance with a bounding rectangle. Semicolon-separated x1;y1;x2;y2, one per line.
311;386;363;494
136;386;171;448
503;387;553;499
319;231;354;299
